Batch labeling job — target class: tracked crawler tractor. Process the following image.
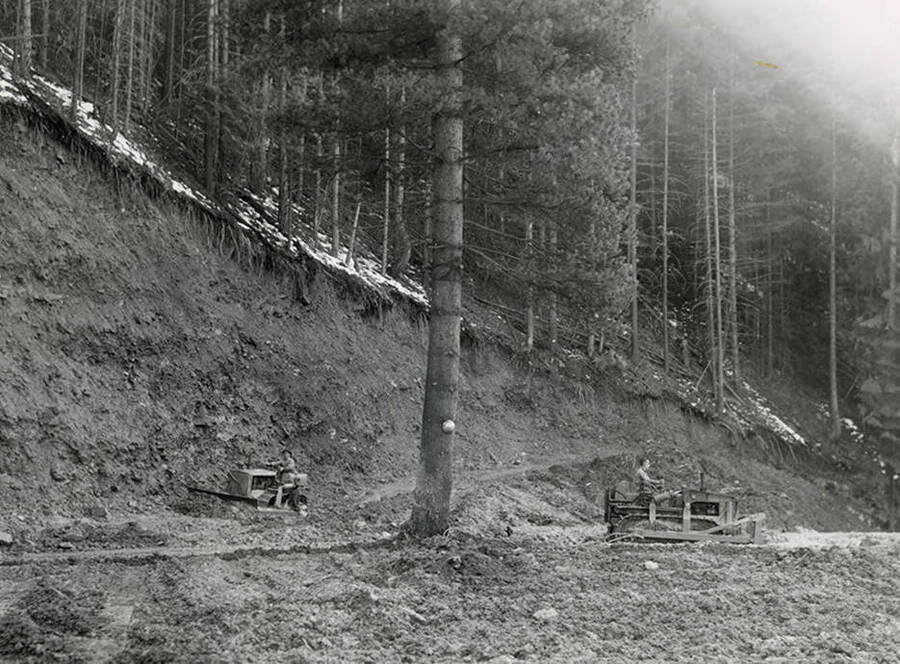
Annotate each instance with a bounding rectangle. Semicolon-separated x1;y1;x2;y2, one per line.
605;474;765;544
187;467;309;514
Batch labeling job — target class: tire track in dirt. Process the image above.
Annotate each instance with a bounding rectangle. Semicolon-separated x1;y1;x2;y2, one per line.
0;535;399;567
356;447;623;506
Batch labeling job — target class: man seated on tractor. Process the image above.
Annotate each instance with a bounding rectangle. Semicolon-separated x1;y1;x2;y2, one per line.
636;457;665;503
276;449;299;485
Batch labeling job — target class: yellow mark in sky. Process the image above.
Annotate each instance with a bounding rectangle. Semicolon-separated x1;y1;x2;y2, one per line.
755;60;778;69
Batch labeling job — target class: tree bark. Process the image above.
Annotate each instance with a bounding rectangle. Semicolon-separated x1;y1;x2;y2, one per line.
424;176;433;297
711;87;725;414
629;76;640;362
525;217;534;352
410;0;462;538
766;194;774;377
252;11;271;193
661;41;671;373
125;0;137;132
143;0;158;110
727;57;740;388
163;0;176;104
110;0;125;130
331;140;341;257
17;0;32;75
71;0;88;121
829;107;840;439
330;0;343;257
204;0;218;194
703;89;719;407
890;132;899;330
40;0;48;70
549;221;559;355
277;15;289;234
381;84;392;274
390;87;411;276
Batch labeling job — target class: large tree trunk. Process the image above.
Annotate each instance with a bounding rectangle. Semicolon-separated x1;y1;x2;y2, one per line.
17;0;32;76
163;0;176;104
629;76;640;362
40;0;49;70
410;0;462;538
277;15;289;234
703;89;719;406
381;88;391;274
829;108;840;439
390;87;411;276
661;41;671;373
711;87;725;414
424;176;433;298
766;194;774;377
142;0;158;111
204;0;218;194
125;0;137;132
110;0;125;130
890;132;899;330
548;221;559;355
330;0;343;257
727;59;740;388
251;11;271;193
71;0;87;121
525;217;535;352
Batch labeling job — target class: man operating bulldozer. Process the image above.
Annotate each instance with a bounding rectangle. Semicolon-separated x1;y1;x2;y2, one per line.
276;449;299;485
636;457;672;504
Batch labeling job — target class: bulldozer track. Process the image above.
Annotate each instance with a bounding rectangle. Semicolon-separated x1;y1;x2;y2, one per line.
357;448;622;506
0;535;400;567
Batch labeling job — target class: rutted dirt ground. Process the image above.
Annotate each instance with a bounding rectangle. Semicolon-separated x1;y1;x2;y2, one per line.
1;510;898;663
1;463;899;663
1;114;898;661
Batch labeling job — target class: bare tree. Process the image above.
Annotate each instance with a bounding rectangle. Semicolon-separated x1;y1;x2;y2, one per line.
727;55;740;388
524;216;535;352
390;86;411;276
110;0;125;130
828;104;840;439
703;89;720;407
15;0;32;76
711;87;725;413
125;0;137;132
40;0;49;70
890;131;899;330
629;75;640;361
409;0;462;537
204;0;218;194
661;41;671;372
381;83;392;274
71;0;88;121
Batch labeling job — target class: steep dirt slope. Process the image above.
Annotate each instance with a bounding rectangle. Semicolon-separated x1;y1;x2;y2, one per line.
0;115;878;537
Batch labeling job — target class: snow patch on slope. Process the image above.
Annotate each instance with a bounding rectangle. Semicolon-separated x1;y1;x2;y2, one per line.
0;45;427;308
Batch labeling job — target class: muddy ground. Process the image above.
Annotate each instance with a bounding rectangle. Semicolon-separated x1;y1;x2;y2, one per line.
1;486;898;664
1;103;898;662
2;463;899;663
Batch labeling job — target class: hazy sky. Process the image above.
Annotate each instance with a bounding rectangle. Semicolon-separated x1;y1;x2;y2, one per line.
668;0;900;141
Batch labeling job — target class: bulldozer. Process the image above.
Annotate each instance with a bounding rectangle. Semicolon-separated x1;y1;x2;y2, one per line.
187;466;309;514
604;473;765;544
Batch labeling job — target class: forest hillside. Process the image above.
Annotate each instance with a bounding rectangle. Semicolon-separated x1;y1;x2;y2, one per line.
0;46;886;538
1;2;899;662
1;68;898;664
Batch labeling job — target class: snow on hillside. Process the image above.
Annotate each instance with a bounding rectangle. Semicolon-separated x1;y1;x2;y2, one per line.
0;44;427;309
0;48;822;456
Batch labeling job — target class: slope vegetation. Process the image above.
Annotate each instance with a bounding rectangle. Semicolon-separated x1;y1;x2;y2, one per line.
0;113;879;540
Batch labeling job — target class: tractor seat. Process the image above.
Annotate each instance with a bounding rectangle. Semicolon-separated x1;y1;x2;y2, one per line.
614;480;638;501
